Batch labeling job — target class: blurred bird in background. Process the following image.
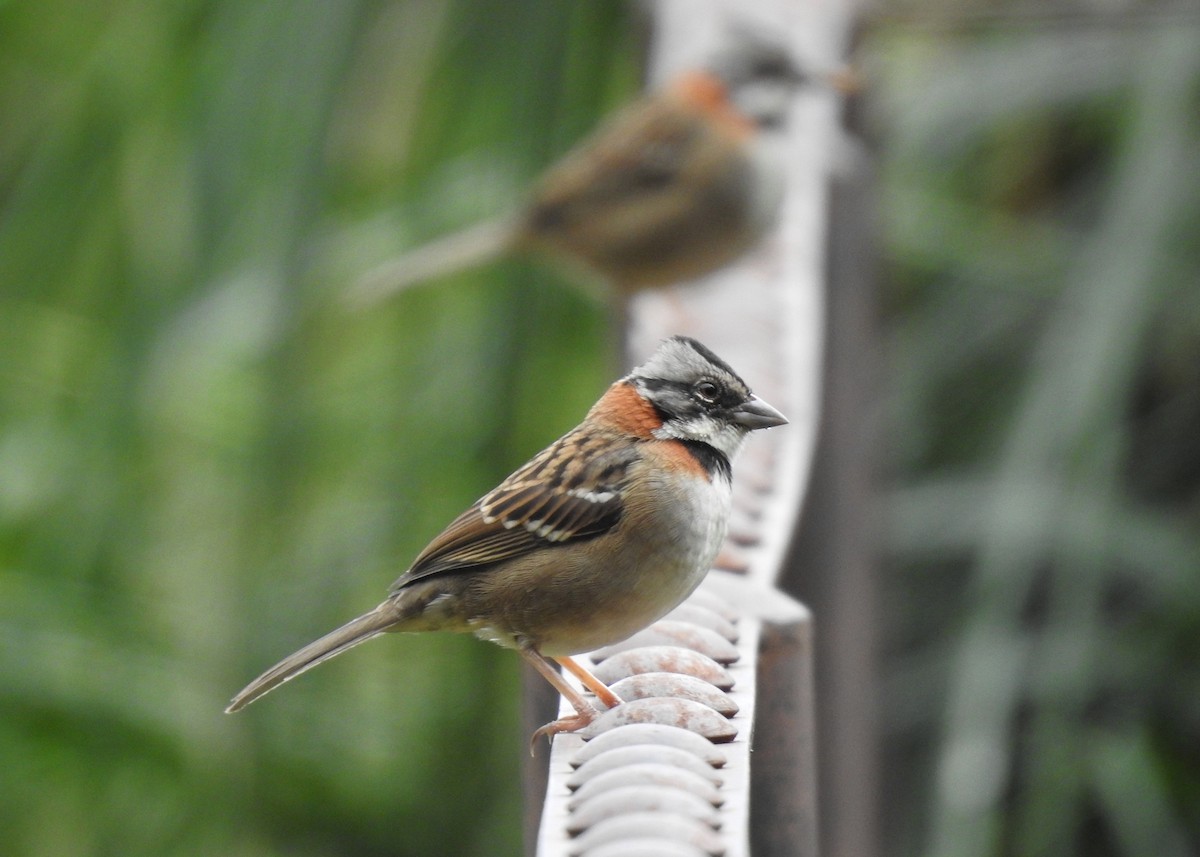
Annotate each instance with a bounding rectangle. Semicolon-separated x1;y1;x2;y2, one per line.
349;34;853;307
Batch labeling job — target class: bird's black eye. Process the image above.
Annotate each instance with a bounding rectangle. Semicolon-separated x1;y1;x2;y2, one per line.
693;380;721;404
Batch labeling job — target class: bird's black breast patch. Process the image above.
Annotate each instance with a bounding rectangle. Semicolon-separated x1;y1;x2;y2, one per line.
678;439;732;483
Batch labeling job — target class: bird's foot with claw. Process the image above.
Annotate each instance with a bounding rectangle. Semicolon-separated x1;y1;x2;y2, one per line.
529;706;602;754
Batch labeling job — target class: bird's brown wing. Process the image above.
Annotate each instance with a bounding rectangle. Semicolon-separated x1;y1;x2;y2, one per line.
526;99;699;231
390;431;637;591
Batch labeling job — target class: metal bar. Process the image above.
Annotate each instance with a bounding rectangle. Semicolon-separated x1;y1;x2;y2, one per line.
531;1;863;854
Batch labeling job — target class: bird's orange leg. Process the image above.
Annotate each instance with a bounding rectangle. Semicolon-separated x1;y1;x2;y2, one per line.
519;648;623;748
554;655;623;710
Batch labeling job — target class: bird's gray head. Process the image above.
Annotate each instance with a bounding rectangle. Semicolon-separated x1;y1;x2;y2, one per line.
708;33;807;129
629;336;787;464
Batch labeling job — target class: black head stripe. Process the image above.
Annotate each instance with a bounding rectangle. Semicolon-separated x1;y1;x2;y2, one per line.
708;33;805;89
668;336;743;384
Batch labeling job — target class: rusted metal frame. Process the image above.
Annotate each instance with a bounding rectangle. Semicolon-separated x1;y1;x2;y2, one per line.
782;27;880;856
527;1;859;855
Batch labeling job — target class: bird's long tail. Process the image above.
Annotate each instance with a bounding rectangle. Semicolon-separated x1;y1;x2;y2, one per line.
346;216;520;308
225;605;401;713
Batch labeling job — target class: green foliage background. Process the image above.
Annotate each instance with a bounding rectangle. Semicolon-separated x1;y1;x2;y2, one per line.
875;12;1200;857
2;2;1198;857
1;2;632;855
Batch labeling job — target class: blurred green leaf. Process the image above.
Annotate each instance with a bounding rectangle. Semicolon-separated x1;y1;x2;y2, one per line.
0;2;632;855
877;13;1200;857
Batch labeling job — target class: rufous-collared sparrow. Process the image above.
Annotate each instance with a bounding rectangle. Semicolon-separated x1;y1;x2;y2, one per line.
225;336;786;741
349;36;827;305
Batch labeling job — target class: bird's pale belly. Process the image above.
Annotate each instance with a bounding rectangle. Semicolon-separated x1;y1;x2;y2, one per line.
462;471;732;655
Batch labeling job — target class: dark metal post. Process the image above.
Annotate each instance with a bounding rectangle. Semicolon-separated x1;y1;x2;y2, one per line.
752;613;820;857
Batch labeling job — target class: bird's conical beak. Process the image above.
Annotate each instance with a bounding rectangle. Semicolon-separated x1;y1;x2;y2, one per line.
734;395;788;430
